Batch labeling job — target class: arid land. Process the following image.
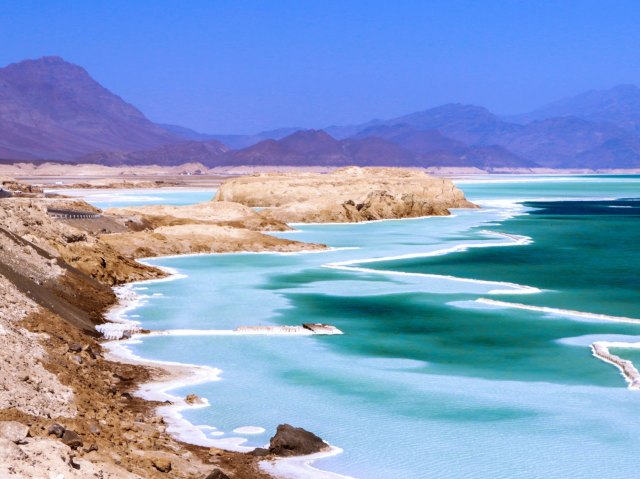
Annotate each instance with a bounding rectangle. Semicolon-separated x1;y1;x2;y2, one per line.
0;168;475;478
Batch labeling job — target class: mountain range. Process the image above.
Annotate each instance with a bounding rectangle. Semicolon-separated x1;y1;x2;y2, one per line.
2;56;640;169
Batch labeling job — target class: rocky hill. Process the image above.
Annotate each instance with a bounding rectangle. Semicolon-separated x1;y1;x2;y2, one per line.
0;57;180;161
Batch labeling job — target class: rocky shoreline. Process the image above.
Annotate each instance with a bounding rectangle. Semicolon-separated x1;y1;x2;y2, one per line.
0;168;476;478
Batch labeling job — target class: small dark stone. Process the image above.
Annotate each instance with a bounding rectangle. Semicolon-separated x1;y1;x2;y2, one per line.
68;343;83;353
85;346;98;359
268;424;327;457
47;423;65;438
121;392;132;400
204;469;231;479
83;443;99;453
69;455;80;470
61;430;83;449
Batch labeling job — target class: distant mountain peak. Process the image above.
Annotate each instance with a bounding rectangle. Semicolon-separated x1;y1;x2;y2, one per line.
0;56;180;160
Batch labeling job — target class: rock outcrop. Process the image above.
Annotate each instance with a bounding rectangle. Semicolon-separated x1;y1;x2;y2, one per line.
103;201;326;258
267;424;329;457
215;167;477;223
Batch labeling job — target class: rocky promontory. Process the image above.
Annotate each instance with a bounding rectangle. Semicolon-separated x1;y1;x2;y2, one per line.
103;201;326;258
214;166;477;223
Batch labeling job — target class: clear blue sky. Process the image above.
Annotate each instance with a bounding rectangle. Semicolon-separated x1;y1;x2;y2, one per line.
1;0;639;134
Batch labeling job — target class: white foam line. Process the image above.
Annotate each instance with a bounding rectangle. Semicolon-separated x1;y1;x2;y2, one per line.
261;446;356;479
591;341;640;390
136;246;360;262
141;327;343;337
476;299;640;324
288;213;460;227
102;339;241;449
322;230;540;295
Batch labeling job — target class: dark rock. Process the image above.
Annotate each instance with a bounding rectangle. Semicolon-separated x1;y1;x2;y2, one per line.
205;469;231;479
68;343;83;353
251;447;270;457
121;392;133;400
268;424;328;457
69;455;80;470
84;443;99;453
61;430;83;449
85;346;99;359
47;423;65;438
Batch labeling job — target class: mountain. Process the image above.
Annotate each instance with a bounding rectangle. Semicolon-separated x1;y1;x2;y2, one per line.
222;130;352;166
157;123;217;142
218;129;535;169
2;56;639;169
338;101;640;168
351;124;468;154
0;56;180;160
490;117;629;168
328;104;518;145
350;123;535;168
510;85;640;133
79;139;228;166
208;127;303;149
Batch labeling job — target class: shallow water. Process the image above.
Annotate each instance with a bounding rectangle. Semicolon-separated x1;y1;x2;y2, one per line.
50;187;216;209
110;176;640;478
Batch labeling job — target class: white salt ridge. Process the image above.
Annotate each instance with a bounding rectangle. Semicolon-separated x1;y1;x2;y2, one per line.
261;446;356;479
323;230;540;295
591;341;640;390
143;326;343;337
233;426;266;434
476;299;640;324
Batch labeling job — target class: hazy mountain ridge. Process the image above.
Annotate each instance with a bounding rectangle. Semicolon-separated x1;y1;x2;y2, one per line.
0;57;181;160
507;84;640;132
2;57;640;168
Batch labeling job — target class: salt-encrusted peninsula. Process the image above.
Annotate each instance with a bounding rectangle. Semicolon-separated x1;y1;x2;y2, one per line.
0;168;476;478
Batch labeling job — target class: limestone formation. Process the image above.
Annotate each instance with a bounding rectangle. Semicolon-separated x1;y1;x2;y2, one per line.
215;166;477;223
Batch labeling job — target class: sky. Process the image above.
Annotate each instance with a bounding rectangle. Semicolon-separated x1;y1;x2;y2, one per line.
1;0;639;134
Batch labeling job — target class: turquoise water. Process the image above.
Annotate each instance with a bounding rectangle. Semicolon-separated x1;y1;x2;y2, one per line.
117;176;640;478
49;188;217;209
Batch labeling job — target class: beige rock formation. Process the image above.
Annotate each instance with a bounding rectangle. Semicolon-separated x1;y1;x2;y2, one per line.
101;201;325;258
102;224;324;259
107;200;291;232
0;198;161;285
214;166;477;223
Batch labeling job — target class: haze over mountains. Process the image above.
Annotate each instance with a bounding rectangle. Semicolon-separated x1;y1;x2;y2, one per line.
2;57;640;169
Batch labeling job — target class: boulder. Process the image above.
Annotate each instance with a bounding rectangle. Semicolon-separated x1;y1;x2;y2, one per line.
61;430;83;449
152;456;172;473
185;394;204;405
0;421;29;444
268;424;328;457
47;423;66;438
205;469;231;479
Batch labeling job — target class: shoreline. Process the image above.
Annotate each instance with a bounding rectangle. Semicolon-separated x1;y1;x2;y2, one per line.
100;257;356;479
76;184;640;478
